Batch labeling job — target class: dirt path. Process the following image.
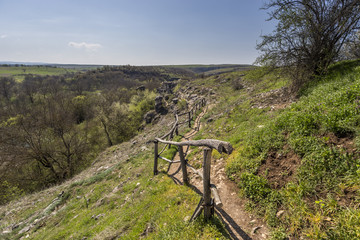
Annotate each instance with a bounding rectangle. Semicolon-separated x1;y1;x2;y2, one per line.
167;107;270;240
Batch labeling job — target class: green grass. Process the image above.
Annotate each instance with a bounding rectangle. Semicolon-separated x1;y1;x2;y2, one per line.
0;146;229;240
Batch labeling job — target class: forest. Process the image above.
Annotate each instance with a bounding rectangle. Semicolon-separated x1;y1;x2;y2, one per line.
0;65;192;204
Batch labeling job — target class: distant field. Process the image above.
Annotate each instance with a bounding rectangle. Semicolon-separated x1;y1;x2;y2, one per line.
163;64;255;75
0;66;80;81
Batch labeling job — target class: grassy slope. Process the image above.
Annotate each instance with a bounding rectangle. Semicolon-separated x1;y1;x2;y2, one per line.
1;60;360;239
193;60;360;239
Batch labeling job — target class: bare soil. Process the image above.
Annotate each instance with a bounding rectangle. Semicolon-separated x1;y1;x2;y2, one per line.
258;147;301;189
323;132;357;154
167;107;270;240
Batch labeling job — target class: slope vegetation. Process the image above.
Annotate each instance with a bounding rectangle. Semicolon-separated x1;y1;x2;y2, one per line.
0;87;232;239
1;60;360;239
192;60;360;239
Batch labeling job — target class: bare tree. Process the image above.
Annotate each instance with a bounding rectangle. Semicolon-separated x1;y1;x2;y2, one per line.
0;91;90;182
257;0;360;89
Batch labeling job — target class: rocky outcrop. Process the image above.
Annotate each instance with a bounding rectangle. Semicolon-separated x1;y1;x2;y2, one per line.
155;95;167;115
157;81;177;94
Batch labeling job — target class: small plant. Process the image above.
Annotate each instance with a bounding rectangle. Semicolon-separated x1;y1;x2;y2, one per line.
239;172;271;202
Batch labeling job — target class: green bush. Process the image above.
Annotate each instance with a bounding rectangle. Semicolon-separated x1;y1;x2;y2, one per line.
0;181;24;205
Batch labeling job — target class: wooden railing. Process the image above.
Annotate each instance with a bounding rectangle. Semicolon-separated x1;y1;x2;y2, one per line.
154;98;206;159
153;98;233;221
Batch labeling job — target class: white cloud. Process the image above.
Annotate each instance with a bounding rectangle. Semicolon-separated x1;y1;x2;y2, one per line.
68;41;102;51
0;34;8;39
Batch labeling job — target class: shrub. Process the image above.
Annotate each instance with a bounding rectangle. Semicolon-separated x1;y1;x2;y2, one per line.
0;181;24;205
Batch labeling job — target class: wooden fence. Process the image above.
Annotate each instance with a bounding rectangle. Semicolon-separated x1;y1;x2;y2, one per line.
153;98;233;221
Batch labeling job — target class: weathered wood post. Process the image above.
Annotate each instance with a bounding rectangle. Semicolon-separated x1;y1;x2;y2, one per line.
168;130;173;149
154;140;159;175
178;146;189;185
203;147;213;220
174;115;178;136
188;111;191;128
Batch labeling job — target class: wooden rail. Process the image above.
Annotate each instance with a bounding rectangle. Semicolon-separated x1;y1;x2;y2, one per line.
155;138;233;155
152;97;232;221
156;98;206;154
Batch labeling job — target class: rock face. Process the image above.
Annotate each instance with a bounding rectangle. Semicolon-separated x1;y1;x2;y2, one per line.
155;95;167;115
157;81;177;94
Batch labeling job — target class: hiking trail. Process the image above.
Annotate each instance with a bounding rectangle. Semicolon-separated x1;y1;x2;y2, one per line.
167;106;270;240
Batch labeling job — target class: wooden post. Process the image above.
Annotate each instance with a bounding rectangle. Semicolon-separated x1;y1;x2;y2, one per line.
178;146;189;185
168;131;173;149
203;148;212;220
174;115;179;136
188;111;191;128
154;140;159;175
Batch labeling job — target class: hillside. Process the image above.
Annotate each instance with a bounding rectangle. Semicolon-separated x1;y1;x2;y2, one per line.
1;60;360;239
0;64;196;198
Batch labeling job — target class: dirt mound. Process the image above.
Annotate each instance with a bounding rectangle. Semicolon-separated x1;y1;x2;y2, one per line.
258;147;301;189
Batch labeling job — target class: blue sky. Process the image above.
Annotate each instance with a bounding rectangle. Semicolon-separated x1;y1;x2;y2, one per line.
0;0;274;65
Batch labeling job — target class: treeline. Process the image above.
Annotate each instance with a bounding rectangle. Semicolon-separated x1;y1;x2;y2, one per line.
0;65;185;204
